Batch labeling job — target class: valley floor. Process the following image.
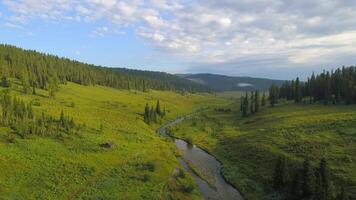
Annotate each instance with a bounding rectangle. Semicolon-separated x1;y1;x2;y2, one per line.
169;102;356;199
0;81;226;199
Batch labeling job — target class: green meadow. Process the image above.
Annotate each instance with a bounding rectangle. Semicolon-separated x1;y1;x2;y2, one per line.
0;80;226;200
169;101;356;199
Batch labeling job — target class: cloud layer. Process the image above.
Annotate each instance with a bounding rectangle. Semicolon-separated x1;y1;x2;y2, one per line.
2;0;356;77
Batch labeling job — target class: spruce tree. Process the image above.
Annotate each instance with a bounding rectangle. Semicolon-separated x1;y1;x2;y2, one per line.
156;100;161;116
242;93;248;117
269;84;279;107
144;103;150;124
302;158;314;198
261;92;266;107
254;90;260;112
273;157;288;191
290;172;303;200
295;77;302;103
250;91;254;114
319;158;330;200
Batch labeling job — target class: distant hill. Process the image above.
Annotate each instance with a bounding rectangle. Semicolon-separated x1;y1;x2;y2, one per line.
0;44;210;93
178;73;285;92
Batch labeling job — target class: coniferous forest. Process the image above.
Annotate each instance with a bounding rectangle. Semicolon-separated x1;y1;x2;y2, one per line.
270;66;356;105
0;44;209;93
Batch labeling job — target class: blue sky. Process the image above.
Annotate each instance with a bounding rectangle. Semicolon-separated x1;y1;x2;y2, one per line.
1;0;356;80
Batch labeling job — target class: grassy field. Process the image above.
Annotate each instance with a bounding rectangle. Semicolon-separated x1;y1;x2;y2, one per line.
0;80;227;200
169;101;356;199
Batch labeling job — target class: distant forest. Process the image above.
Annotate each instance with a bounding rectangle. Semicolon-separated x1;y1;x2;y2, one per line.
269;66;356;105
0;44;209;93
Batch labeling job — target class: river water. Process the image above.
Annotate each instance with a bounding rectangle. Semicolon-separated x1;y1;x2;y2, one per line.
157;116;244;200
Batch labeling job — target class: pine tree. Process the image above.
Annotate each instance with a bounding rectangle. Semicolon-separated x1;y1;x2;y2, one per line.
302;158;314;198
21;69;31;94
261;92;266;107
336;186;348;200
250;91;254;114
318;158;330;200
269;84;279;107
242;93;248;117
313;158;333;200
144;103;150;124
60;110;65;126
295;77;302;103
289;172;303;200
273;157;289;191
254;90;260;112
156;100;161;116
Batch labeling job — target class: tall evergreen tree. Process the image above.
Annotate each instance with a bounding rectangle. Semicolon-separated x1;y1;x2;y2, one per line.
290;172;303;200
302;158;314;198
269;84;279;107
295;77;302;103
144;103;150;124
254;90;260;112
241;93;249;117
273;157;289;191
250;91;254;114
156;100;161;116
261;92;266;107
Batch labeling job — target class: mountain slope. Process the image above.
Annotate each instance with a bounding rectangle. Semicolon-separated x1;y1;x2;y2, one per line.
179;73;285;91
0;80;224;199
0;44;209;92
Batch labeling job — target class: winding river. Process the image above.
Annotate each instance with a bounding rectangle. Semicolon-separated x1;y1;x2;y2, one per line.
157;116;244;200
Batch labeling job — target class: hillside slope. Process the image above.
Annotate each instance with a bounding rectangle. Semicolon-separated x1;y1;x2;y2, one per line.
0;44;209;92
0;80;225;199
169;103;356;200
179;73;285;91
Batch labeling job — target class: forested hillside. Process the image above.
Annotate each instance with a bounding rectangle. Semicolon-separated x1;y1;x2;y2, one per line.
0;44;209;93
270;66;356;104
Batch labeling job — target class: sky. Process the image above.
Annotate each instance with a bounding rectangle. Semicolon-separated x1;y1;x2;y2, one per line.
0;0;356;80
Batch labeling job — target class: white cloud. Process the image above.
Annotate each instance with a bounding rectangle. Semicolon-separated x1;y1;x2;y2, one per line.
2;0;356;74
91;26;109;37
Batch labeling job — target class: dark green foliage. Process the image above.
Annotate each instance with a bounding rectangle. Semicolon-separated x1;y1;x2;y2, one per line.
241;93;248;117
0;44;209;93
250;91;254;114
269;84;279;107
317;158;331;200
143;101;165;124
254;90;260;112
278;66;356;105
295;77;302;103
156;100;161;116
302;158;315;198
271;157;346;200
273;157;289;191
241;91;262;117
289;173;303;200
0;91;76;137
0;77;10;88
336;186;348;200
261;92;266;107
144;103;150;124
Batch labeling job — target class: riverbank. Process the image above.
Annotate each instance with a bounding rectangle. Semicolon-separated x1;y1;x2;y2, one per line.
158;116;244;200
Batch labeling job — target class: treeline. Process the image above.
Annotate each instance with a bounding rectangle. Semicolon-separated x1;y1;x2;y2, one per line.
273;157;349;200
240;91;267;117
270;66;356;105
1;90;76;138
144;100;166;124
0;44;209;94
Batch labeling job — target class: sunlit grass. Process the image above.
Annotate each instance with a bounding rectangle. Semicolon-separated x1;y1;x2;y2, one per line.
0;81;226;199
170;102;356;199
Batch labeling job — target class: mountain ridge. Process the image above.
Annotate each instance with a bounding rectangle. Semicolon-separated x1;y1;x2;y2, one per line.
178;73;285;91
